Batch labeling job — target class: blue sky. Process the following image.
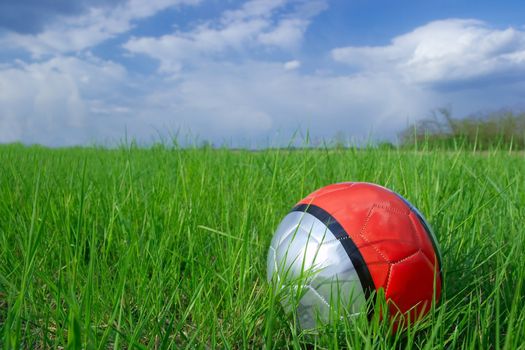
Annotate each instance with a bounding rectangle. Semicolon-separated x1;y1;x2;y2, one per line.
1;0;525;146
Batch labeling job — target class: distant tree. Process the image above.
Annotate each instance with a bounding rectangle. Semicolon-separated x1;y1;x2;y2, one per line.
400;108;525;150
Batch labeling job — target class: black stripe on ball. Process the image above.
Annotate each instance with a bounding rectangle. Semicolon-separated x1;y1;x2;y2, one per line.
291;203;376;313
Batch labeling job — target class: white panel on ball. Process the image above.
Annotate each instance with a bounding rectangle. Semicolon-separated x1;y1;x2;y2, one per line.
267;211;366;329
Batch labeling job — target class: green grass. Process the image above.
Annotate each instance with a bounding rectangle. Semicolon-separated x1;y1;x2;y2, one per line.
0;143;524;349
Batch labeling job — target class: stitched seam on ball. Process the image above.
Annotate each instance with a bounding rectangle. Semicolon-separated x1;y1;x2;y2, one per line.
306;284;331;308
358;205;390;263
314;235;367;249
314;235;351;245
409;214;422;247
373;203;410;216
384;265;393;296
418;249;435;268
386;250;421;297
391;249;421;265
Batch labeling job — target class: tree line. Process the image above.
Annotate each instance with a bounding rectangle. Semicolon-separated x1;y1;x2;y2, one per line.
399;108;525;150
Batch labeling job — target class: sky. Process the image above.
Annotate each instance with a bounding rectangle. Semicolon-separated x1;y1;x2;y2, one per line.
1;0;525;147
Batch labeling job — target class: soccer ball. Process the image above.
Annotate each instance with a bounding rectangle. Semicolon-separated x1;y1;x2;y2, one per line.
267;182;442;329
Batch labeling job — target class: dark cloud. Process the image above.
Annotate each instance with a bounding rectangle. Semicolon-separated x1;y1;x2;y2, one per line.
0;0;125;34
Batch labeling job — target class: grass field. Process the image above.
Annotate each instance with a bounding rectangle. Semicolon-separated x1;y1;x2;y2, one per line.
0;143;524;349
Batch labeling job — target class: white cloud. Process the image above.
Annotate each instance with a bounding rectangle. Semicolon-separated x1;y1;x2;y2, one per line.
124;18;269;73
159;62;431;141
1;0;201;56
0;56;130;145
284;60;301;70
0;56;432;146
124;0;327;72
332;19;525;86
257;18;309;49
222;0;288;22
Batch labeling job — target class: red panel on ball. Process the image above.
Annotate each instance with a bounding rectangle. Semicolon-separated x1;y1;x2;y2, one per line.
360;204;419;263
386;251;438;322
297;182;441;321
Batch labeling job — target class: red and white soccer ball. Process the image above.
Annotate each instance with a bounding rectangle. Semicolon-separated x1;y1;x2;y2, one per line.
267;182;442;329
